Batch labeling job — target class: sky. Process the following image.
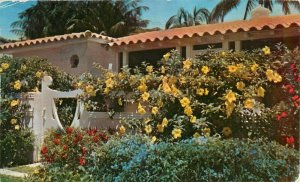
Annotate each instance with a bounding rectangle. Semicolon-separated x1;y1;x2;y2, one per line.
0;0;298;40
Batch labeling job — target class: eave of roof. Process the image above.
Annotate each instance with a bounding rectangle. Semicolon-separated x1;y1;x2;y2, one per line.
0;31;116;50
110;14;300;46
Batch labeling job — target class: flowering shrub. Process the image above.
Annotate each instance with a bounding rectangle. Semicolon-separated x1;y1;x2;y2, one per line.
28;135;300;181
0;56;75;166
78;46;299;144
40;127;109;169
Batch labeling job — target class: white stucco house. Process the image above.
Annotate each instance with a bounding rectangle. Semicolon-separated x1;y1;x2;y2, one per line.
0;8;300;75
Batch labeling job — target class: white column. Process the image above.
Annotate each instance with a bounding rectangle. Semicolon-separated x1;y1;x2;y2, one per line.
176;46;182;56
186;44;193;59
122;51;129;67
222;40;229;51
235;40;241;51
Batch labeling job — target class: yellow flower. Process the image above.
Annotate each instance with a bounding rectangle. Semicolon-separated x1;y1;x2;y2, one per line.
21;64;26;70
265;69;274;81
163;83;172;94
196;88;205;96
1;63;9;70
151;107;159;115
180;97;190;108
15;125;20;130
244;98;254;109
144;118;151;124
138;103;146;115
262;46;270;55
236;81;245;91
103;87;110;94
172;128;182;139
227;65;238;73
193;132;200;138
118;98;123;106
0;68;2;73
105;78;114;88
190;116;196;123
225;90;236;103
35;71;43;78
138;83;147;93
257;87;265;97
129;75;137;83
151;136;157;143
146;65;153;73
221;51;226;56
184;106;193;116
251;64;258;72
85;85;94;93
201;66;210;74
11;119;17;125
32;87;39;92
183;59;192;70
225;101;235;117
157;124;164;133
13;80;22;90
10;99;20;107
273;72;282;83
162;118;168;127
171;84;181;97
144;125;152;134
204;88;209;95
203;127;211;137
160;66;166;74
163;52;170;60
222;127;232;137
141;92;150;102
119;126;126;134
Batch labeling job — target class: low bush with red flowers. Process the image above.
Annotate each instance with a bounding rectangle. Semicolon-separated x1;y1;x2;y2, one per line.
40;127;109;169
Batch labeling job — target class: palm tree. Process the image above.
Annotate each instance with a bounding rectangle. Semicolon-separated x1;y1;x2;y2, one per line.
11;0;149;39
165;7;210;29
211;0;300;22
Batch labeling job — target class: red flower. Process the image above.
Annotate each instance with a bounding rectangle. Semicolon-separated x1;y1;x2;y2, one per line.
66;127;73;134
41;146;47;155
61;153;67;159
93;136;99;143
53;138;60;145
288;88;295;94
292;95;299;101
77;134;83;141
281;111;287;118
79;157;86;166
294;102;299;107
86;130;93;136
291;63;296;71
102;135;108;142
286;136;295;145
81;147;86;155
277;115;281;121
63;144;68;150
99;132;104;138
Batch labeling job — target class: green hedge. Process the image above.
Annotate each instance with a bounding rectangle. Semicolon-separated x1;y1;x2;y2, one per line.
30;135;300;182
0;129;34;167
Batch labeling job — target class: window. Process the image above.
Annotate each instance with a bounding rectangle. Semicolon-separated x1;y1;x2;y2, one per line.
70;55;79;68
193;43;222;50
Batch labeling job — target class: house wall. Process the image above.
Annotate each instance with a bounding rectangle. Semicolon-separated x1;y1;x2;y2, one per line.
0;39;118;75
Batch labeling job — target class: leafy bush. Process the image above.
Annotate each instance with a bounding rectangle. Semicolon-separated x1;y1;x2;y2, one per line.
28;135;300;181
40;127;109;168
0;56;76;166
77;46;299;144
0;129;34;167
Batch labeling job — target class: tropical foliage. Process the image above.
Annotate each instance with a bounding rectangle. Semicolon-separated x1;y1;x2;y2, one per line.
28;134;300;181
0;56;75;167
11;0;148;39
77;46;299;147
165;0;300;29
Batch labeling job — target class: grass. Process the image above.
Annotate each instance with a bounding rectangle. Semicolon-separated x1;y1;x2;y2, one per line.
9;165;39;174
0;174;23;182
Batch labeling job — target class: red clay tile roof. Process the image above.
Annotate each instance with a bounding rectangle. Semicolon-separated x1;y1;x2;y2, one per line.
0;31;116;50
110;14;300;46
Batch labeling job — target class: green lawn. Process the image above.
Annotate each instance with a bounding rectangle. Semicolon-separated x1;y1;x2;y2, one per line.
0;174;23;182
9;165;39;174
